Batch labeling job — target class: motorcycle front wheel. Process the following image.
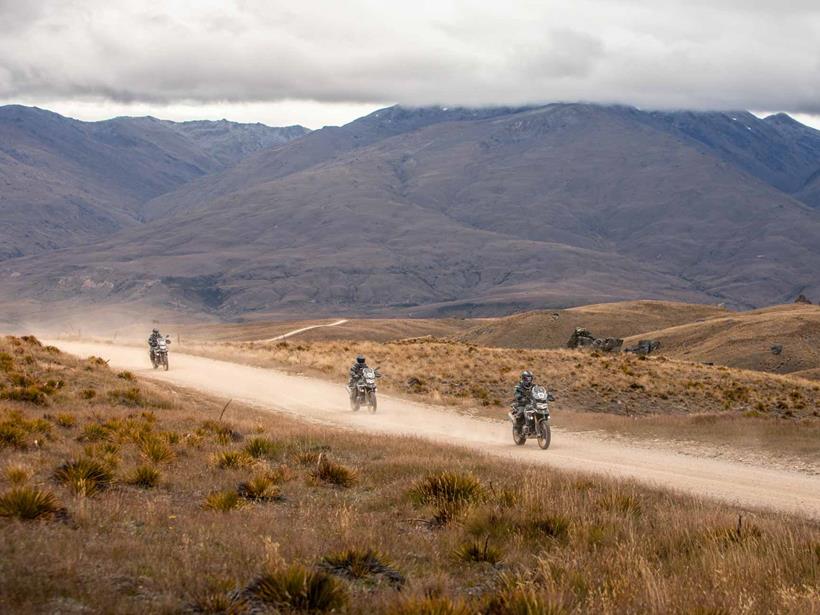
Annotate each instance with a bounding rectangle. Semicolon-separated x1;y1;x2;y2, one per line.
512;423;526;446
537;420;551;449
163;356;169;371
350;396;360;412
368;392;377;413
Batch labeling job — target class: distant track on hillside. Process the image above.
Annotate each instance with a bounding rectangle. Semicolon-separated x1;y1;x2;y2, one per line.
51;340;820;519
260;319;349;342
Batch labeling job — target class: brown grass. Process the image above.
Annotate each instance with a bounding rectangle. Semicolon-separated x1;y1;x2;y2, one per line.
1;335;819;613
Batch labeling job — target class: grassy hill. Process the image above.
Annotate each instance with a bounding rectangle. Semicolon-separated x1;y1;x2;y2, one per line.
1;335;818;613
458;300;728;348
622;304;820;379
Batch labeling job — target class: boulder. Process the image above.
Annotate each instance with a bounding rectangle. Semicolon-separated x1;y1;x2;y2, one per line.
567;327;623;352
794;294;813;305
624;340;661;355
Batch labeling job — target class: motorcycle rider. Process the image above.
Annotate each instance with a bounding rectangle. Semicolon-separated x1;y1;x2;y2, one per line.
348;355;368;401
148;328;163;362
512;370;535;424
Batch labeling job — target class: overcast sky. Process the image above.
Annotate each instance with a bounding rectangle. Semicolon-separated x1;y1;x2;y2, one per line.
1;0;819;129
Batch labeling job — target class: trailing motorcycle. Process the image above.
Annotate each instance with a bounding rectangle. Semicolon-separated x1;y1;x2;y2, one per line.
150;336;171;371
509;385;554;449
348;367;379;412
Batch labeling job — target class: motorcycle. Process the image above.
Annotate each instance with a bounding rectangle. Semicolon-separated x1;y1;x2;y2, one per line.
348;367;379;412
509;385;554;449
150;336;171;371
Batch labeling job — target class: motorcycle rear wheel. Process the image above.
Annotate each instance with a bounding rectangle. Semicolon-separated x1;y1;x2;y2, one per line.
512;424;526;446
537;420;551;449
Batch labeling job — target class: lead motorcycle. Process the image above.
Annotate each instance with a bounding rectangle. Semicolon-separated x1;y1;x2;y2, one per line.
150;336;171;371
509;385;554;449
348;367;379;412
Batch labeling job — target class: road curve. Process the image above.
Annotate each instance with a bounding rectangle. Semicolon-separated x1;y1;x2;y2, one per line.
51;340;820;519
260;319;349;342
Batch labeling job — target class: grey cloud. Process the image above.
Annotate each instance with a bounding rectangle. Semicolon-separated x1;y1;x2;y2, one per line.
0;0;819;114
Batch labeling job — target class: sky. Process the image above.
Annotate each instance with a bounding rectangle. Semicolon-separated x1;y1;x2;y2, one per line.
1;0;819;129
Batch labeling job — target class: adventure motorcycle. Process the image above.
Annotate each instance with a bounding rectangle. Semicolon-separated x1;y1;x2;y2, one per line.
509;385;554;449
150;336;171;371
348;367;379;412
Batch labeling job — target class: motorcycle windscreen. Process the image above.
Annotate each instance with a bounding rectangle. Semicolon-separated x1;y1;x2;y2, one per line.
531;385;548;401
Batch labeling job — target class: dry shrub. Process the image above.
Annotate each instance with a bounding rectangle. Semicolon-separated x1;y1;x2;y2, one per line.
53;458;113;497
319;548;405;587
0;487;61;521
125;466;161;489
212;450;253;469
203;489;243;512
237;475;281;502
242;565;348;613
116;371;135;381
312;455;357;487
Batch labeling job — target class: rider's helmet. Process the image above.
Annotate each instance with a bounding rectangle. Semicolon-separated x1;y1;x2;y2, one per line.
152;328;159;334
521;371;534;387
356;355;366;365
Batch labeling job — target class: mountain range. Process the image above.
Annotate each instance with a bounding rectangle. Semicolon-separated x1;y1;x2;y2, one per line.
0;103;818;322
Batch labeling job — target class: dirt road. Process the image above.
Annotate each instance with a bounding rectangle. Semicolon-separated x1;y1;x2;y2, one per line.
52;340;820;518
261;319;349;342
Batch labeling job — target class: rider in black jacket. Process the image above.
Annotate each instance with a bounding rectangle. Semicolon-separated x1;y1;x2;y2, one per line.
512;371;534;423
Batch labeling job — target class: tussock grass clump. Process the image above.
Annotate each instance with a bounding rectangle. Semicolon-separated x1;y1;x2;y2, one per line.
312;455;357;487
106;387;144;407
125;466;161;489
53;413;77;428
212;450;253;469
3;464;32;485
79;388;97;400
519;514;571;542
116;371;135;381
409;471;486;507
391;596;474;615
237;474;281;502
0;487;61;520
200;420;243;444
138;434;175;464
242;565;348;613
0;422;27;448
53;458;113;497
454;537;503;565
484;585;566;615
320;548;405;587
243;436;283;459
204;489;242;512
78;422;109;442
